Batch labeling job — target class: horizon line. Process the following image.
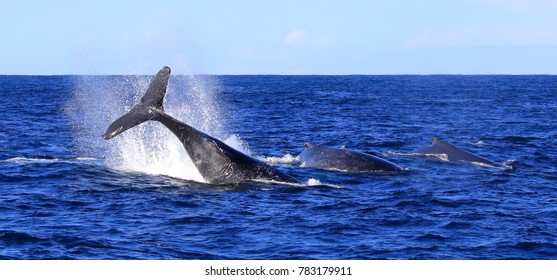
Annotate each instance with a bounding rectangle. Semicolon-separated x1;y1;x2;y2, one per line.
1;72;556;76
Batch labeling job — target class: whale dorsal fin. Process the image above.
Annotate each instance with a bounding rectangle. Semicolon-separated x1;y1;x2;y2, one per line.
432;136;450;147
429;136;459;154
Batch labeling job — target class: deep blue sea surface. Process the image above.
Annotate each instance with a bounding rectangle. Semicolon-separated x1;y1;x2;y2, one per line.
1;74;556;259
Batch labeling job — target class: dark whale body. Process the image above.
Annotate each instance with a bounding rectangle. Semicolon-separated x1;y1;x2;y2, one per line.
298;143;403;172
413;137;506;168
102;66;299;185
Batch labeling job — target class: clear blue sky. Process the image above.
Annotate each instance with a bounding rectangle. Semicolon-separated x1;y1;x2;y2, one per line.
1;0;556;74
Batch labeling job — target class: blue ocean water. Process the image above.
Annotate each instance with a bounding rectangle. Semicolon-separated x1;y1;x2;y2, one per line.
0;74;556;259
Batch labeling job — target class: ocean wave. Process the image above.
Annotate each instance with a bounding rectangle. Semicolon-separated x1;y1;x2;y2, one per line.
2;75;556;259
0;230;45;244
1;156;98;164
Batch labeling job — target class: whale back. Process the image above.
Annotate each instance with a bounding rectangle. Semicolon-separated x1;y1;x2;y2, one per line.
299;143;402;172
413;137;504;168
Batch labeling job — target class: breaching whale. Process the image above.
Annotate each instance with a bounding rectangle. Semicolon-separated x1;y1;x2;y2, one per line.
412;136;505;168
298;143;403;172
102;66;299;185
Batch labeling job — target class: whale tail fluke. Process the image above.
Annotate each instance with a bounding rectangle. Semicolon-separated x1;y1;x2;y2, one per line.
102;66;171;140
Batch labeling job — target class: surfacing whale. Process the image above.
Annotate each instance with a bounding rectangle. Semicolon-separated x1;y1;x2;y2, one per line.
412;136;505;168
298;143;403;172
102;66;299;185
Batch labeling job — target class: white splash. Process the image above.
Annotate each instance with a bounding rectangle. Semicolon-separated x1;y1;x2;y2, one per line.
264;153;300;165
68;73;228;182
473;141;485;147
2;157;97;164
422;153;449;161
2;157;60;164
110;124;204;182
397;152;449;162
307;178;322;186
223;134;251;155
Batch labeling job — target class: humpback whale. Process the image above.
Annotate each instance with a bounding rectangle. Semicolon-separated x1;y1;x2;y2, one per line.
102;66;299;185
412;137;506;168
298;143;403;172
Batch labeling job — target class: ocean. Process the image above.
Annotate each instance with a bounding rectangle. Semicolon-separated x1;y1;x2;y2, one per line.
0;74;556;259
